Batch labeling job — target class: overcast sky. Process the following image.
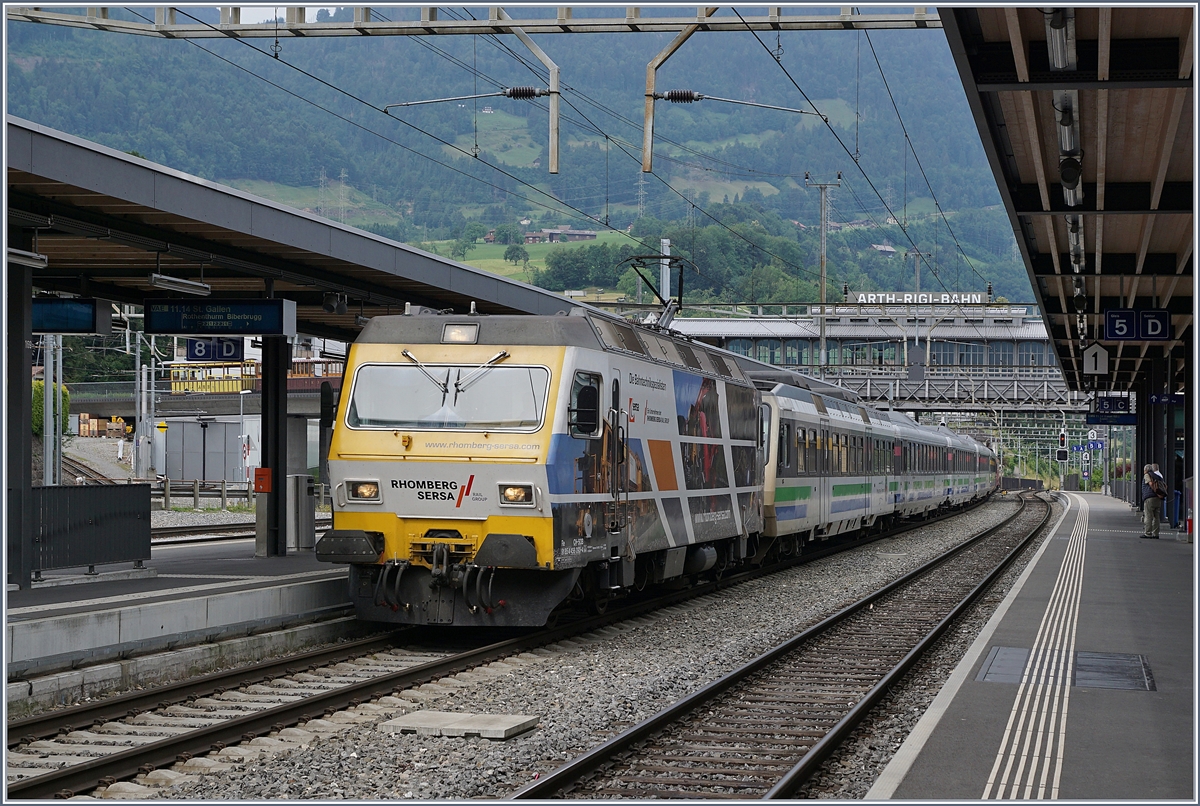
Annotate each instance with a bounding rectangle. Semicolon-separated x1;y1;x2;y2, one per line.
237;6;338;24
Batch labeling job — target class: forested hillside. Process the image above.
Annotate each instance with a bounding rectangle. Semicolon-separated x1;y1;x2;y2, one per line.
6;6;1034;302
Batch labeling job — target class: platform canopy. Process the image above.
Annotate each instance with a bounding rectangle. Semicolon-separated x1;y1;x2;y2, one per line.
6;116;582;342
942;7;1193;392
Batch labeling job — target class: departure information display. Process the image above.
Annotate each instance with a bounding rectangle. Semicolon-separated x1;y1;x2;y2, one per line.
144;299;296;336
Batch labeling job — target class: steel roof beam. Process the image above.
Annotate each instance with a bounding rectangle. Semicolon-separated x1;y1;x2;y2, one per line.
1011;182;1192;215
4;7;943;36
1031;253;1184;276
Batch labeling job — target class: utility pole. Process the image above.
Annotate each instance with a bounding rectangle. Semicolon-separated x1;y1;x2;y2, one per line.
908;248;931;348
660;239;671;303
805;172;841;376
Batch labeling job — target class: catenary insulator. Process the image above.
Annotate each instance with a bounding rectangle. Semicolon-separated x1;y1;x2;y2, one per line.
504;87;546;99
663;89;702;103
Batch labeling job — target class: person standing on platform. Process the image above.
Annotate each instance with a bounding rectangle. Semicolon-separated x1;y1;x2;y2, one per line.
1141;463;1167;538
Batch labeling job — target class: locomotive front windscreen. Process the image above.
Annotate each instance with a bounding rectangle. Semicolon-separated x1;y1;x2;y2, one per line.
346;363;550;431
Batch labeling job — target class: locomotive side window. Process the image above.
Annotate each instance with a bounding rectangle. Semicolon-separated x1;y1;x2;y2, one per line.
569;372;602;438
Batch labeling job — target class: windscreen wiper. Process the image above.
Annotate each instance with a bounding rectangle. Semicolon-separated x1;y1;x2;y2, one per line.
401;349;449;396
454;350;510;394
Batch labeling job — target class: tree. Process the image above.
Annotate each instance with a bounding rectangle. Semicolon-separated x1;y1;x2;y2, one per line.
450;221;488;260
504;244;529;266
494;223;522;245
31;381;70;438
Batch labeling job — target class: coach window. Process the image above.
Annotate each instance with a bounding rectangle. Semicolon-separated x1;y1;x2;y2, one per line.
569;372;602;438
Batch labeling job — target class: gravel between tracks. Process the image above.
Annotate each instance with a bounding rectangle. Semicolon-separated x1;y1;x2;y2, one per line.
143;496;1043;801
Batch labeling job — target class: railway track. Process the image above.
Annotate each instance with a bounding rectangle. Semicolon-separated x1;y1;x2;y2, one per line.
151;520;331;541
60;456;116;485
5;496;1003;799
514;492;1052;800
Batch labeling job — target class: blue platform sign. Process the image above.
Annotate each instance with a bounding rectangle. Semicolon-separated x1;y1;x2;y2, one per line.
1138;310;1172;340
1148;393;1186;405
145;299;296;336
1087;440;1104;450
1105;309;1137;340
1095;395;1130;413
1104;308;1172;341
187;338;245;361
1087;413;1138;425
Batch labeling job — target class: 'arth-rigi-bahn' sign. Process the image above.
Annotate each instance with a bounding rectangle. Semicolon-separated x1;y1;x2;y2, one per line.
854;292;985;305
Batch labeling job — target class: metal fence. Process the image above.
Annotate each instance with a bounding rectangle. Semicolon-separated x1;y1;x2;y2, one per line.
31;484;151;574
1112;479;1133;506
66;381;137;400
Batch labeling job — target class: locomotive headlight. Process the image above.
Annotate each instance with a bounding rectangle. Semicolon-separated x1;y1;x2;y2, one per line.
499;484;534;505
347;480;381;501
442;323;479;344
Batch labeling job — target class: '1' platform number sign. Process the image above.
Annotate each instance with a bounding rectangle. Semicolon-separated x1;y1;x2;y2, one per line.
1082;343;1109;375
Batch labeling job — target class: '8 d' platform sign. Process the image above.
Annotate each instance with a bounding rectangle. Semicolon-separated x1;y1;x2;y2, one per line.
186;338;244;361
1104;309;1172;341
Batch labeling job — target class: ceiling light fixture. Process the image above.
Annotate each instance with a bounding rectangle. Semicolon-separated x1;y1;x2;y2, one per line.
322;292;338;313
1044;8;1075;71
149;273;211;296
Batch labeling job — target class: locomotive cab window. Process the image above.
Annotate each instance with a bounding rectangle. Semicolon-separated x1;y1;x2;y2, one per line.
569;372;602;438
346;362;549;432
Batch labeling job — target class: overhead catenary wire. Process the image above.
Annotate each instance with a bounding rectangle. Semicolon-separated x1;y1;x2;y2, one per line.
858;18;986;284
731;9;991;303
441;6;815;181
127;7;865;350
131;7;802;318
127;8;622;237
729;8;996;350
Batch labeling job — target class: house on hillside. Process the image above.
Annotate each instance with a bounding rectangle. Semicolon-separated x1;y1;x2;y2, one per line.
542;229;597;242
525;232;545;244
871;244;898;258
484;229;497;243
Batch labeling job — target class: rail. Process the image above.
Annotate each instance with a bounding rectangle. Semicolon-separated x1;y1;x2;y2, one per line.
513;492;1051;799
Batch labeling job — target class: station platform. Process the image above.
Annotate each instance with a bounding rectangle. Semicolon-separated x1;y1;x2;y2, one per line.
5;538;354;687
869;492;1194;800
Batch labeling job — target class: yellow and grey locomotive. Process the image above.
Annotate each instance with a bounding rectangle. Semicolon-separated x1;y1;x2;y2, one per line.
316;308;997;626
